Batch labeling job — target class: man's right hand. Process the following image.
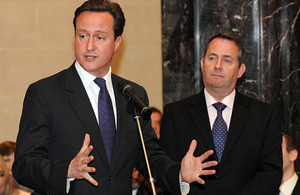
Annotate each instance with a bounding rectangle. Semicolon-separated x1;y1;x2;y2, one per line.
67;134;98;186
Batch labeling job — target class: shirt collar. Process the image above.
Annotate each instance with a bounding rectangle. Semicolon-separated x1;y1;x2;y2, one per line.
204;88;235;109
75;61;113;91
280;173;298;194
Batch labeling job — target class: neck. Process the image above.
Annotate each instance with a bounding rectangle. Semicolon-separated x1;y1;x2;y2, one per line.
205;88;233;102
282;167;296;184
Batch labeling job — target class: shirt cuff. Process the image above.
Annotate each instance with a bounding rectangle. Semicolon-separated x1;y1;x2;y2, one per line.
66;178;75;193
179;171;190;195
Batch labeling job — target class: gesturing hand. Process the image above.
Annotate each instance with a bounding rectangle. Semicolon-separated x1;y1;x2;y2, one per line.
67;134;98;186
181;140;218;184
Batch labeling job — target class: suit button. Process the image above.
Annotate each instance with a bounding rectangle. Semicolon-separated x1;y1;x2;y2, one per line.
108;176;113;181
215;174;220;179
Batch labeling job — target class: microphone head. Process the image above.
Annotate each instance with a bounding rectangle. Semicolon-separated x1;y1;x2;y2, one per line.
118;80;151;120
141;107;152;120
118;81;131;95
122;84;131;95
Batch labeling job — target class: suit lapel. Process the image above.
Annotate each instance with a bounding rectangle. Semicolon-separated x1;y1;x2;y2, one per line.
109;74;131;169
65;64;109;166
221;91;251;164
189;92;216;157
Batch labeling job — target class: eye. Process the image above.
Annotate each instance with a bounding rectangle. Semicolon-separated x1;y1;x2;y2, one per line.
96;36;104;41
79;34;88;40
208;56;216;61
223;58;232;64
80;35;86;38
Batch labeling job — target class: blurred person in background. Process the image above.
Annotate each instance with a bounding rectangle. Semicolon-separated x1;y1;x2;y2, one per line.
0;155;12;195
132;168;165;195
149;107;162;139
280;131;300;195
0;141;32;195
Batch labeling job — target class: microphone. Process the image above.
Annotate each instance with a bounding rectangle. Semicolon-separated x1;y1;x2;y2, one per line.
119;81;152;119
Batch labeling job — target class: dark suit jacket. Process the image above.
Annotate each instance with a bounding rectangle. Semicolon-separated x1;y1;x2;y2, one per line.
292;174;300;195
159;90;282;195
13;63;180;195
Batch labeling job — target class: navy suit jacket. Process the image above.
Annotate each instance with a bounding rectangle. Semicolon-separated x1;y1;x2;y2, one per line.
160;90;282;195
13;63;180;195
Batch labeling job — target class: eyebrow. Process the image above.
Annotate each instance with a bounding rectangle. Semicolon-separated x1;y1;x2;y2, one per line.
77;29;108;34
208;53;233;59
222;55;233;59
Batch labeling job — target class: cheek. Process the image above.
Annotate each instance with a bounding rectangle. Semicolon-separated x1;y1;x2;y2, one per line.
74;45;80;58
0;177;6;187
201;68;208;79
75;43;81;53
99;46;114;59
227;71;238;82
75;41;85;54
5;162;11;170
203;65;213;75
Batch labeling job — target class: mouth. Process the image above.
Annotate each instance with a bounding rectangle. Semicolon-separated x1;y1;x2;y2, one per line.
86;55;96;58
212;74;223;78
85;55;97;60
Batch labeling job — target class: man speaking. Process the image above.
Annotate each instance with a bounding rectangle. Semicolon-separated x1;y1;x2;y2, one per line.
12;0;217;194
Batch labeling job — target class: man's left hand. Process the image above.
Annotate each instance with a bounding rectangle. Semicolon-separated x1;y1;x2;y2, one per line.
181;140;218;184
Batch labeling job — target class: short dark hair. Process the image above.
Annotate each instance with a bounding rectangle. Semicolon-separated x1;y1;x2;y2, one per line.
282;131;297;153
0;141;16;156
150;107;162;115
203;32;244;65
73;0;126;40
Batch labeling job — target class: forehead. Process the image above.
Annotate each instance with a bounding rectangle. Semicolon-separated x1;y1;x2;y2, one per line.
282;136;287;147
76;11;114;30
151;112;161;118
206;38;240;57
3;153;14;158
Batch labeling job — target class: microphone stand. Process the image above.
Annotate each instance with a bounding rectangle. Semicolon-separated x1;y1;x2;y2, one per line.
133;107;157;195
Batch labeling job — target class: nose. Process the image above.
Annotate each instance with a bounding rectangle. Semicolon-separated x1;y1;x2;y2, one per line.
214;59;223;70
86;38;95;51
6;162;13;176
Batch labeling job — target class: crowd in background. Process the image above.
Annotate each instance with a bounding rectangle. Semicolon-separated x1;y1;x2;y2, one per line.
0;141;33;195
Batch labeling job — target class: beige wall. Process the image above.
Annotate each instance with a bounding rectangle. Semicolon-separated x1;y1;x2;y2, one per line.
0;0;162;142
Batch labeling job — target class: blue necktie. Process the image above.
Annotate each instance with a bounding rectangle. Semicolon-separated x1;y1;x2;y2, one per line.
94;78;116;164
212;102;228;162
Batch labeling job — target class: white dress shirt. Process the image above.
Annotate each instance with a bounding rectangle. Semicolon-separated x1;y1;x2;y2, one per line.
75;61;117;126
132;188;138;195
280;173;298;195
204;88;235;129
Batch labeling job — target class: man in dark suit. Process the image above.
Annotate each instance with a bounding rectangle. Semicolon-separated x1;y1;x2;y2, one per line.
159;32;283;194
280;132;300;195
12;0;218;194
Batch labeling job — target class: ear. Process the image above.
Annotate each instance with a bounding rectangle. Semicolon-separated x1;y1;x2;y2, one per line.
290;149;298;162
114;36;122;52
200;58;204;70
238;63;246;78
